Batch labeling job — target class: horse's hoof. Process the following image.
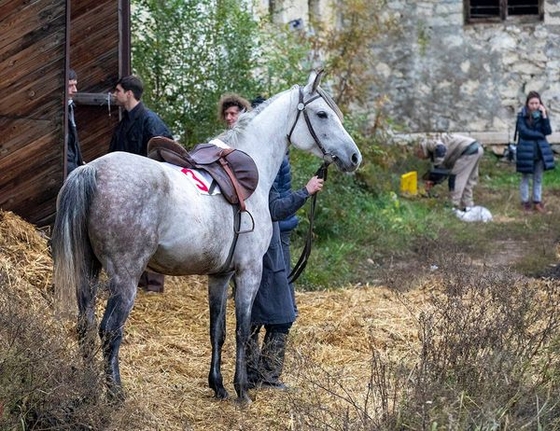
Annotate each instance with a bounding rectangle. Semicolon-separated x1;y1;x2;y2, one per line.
213;387;229;400
235;393;252;405
107;387;126;406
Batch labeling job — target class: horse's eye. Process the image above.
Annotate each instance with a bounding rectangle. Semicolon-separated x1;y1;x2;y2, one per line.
317;111;328;119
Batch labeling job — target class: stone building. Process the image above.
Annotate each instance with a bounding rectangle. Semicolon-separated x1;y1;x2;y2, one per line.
261;0;560;145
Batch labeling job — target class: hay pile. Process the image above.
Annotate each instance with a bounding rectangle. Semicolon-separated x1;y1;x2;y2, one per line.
0;210;53;307
0;210;428;430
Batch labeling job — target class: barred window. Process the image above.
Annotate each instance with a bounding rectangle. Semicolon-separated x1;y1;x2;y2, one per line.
466;0;542;23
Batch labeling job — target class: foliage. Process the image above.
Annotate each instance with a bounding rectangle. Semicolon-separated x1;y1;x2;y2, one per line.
131;0;262;145
292;151;560;290
0;285;112;430
251;20;312;97
131;0;400;148
392;259;560;429
307;0;397;112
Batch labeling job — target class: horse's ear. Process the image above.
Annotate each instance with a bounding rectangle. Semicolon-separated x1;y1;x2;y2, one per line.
304;68;325;94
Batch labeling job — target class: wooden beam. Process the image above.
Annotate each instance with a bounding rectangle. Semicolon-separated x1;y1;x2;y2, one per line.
73;92;116;106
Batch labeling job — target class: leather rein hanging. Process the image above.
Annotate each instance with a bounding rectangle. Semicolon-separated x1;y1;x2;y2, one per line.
288;161;329;284
286;85;338;283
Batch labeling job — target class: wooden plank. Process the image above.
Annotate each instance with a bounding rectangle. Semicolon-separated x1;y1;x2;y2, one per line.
0;0;66;226
0;0;129;226
395;132;560;146
0;1;65;53
73;92;116;106
69;0;126;167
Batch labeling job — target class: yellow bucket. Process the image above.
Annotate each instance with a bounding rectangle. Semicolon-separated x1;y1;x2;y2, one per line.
400;171;417;196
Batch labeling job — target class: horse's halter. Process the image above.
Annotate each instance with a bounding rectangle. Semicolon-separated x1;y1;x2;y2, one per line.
285;84;345;283
286;85;343;165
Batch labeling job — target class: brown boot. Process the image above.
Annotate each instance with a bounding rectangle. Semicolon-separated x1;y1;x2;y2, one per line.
522;202;532;213
138;271;165;293
533;202;546;213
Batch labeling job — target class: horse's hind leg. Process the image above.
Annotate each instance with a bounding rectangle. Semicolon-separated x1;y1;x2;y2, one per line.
76;252;102;363
99;276;137;402
207;273;233;400
231;271;261;404
75;253;102;401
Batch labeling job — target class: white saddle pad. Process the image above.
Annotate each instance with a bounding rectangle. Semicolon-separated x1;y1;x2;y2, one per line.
162;162;221;196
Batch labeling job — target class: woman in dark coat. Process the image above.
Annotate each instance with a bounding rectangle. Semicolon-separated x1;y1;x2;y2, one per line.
516;91;555;213
247;157;323;389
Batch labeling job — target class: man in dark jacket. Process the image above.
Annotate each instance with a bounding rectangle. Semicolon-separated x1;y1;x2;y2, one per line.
109;75;173;155
66;69;84;175
109;75;174;292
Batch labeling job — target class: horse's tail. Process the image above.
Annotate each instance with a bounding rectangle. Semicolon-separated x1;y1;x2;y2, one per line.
52;165;98;318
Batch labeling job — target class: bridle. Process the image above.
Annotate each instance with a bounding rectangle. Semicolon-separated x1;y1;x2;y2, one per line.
286;85;343;165
285;85;344;283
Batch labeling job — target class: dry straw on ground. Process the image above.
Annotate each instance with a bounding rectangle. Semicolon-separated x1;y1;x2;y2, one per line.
0;209;430;430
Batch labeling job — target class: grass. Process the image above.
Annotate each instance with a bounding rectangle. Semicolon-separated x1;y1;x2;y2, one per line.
290;148;560;290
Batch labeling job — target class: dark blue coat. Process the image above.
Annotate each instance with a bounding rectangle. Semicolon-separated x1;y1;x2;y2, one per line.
515;108;555;174
274;155;299;233
251;178;309;326
109;102;173;155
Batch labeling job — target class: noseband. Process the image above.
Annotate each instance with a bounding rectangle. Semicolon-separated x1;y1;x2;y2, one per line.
286;86;341;164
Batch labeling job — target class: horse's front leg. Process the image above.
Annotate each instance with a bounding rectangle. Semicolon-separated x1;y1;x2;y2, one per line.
208;273;233;400
99;280;136;403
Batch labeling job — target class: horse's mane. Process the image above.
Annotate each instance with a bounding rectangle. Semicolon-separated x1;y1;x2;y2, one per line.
221;89;293;147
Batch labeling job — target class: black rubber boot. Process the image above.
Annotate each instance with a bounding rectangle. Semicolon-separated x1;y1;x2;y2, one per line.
259;331;288;389
245;325;261;389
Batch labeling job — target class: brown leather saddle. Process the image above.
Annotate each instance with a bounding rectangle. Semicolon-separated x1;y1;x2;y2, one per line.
147;136;258;212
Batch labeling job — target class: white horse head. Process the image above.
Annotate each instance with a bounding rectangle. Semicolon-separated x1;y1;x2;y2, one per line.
287;69;359;171
222;69;361;194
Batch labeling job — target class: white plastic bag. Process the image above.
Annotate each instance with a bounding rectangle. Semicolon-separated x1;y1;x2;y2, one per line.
454;206;493;223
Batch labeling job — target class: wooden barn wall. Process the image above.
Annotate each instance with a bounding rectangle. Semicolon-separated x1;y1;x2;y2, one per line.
0;0;129;227
70;0;128;166
0;0;67;227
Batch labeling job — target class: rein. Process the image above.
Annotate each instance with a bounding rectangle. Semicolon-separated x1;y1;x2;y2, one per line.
288;161;330;284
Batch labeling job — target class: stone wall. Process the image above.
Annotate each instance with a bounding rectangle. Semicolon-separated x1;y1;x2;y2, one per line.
263;0;560;144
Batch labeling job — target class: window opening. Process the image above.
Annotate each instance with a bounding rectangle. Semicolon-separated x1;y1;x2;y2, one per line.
466;0;541;22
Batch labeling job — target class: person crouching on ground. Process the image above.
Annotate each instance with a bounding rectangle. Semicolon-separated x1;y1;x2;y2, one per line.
416;133;484;212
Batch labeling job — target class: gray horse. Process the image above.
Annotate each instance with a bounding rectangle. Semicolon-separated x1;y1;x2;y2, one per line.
52;70;361;403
